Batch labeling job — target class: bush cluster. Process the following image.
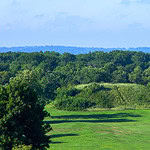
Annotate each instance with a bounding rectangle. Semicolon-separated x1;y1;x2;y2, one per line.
12;144;32;150
54;83;150;111
54;86;94;111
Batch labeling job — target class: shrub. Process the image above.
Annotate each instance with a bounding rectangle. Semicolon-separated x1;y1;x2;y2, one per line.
54;96;94;111
54;83;150;111
92;90;114;108
12;144;32;150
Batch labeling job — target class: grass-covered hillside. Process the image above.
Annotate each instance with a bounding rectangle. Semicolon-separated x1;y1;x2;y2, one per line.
54;83;150;111
46;105;150;150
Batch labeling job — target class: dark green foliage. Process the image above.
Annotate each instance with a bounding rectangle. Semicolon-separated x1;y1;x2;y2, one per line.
1;50;150;87
55;96;93;111
54;83;114;110
0;63;9;71
60;53;76;65
0;71;11;85
80;83;114;108
1;50;150;108
54;86;94;111
0;70;51;150
66;87;81;97
142;67;150;84
129;66;144;84
90;89;114;108
12;144;32;150
109;84;150;107
40;72;61;100
112;66;128;83
54;83;150;111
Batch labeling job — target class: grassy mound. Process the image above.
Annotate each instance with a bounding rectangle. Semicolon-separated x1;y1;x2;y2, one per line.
54;83;150;111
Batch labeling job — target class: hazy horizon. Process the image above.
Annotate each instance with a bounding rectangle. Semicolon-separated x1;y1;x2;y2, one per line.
1;44;150;49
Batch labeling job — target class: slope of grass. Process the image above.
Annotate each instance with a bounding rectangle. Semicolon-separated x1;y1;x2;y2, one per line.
55;82;150;111
75;83;139;89
45;105;150;150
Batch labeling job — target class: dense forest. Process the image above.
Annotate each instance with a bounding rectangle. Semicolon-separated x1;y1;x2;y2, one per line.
0;50;150;100
1;50;150;102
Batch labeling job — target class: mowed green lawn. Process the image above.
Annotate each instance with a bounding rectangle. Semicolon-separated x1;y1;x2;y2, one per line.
45;105;150;150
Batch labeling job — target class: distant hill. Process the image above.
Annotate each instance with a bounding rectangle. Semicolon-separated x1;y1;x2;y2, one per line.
0;46;150;54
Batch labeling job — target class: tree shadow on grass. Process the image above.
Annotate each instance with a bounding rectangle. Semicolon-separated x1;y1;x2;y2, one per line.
46;118;136;124
47;113;141;145
50;134;79;144
45;113;141;124
50;133;78;138
51;113;141;119
51;141;65;144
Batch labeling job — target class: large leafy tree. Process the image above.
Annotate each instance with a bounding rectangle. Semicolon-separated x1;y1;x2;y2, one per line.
0;70;51;150
129;66;143;84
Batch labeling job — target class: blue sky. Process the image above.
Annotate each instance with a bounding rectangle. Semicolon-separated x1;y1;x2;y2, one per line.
0;0;150;47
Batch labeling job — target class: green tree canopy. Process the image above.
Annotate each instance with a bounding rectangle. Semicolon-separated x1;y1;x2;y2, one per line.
0;70;51;150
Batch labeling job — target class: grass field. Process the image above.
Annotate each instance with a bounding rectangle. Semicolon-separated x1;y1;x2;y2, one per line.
45;105;150;150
